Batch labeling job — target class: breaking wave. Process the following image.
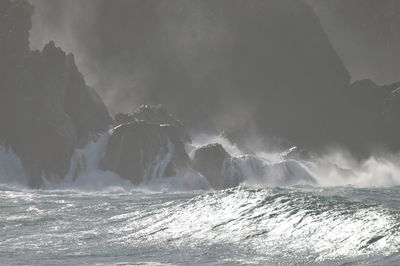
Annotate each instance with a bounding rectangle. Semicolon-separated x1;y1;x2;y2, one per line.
2;132;400;192
2;133;400;264
1;185;400;265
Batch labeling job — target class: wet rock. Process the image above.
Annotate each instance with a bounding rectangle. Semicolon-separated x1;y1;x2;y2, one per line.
102;121;190;184
192;143;231;189
6;42;111;187
113;105;191;144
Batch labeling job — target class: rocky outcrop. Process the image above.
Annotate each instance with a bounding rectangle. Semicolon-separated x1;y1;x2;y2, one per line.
101;121;190;184
0;0;112;187
114;104;191;144
192;144;231;189
192;143;316;188
340;79;400;155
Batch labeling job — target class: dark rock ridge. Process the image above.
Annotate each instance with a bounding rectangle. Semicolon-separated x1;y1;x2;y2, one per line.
101;121;190;184
0;0;111;187
114;104;191;144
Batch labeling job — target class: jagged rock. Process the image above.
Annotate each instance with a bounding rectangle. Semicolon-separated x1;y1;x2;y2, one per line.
0;0;33;140
101;121;190;184
64;51;112;145
114;104;191;143
6;42;111;187
0;1;112;187
192;143;231;189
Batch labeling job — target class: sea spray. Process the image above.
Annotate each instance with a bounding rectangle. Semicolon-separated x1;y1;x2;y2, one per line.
3;131;400;191
0;145;28;187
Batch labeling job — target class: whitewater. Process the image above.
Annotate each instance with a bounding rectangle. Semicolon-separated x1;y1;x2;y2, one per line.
1;133;400;265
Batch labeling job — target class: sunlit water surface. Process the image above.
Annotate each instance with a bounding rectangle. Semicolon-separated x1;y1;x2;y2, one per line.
1;185;400;265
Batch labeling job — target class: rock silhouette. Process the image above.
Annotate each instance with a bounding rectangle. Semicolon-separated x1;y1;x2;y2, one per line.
102;121;190;184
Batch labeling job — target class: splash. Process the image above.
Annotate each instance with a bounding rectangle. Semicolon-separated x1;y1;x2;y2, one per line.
2;131;400;191
0;145;28;188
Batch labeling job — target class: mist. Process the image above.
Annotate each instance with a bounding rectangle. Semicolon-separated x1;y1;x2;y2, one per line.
28;0;351;144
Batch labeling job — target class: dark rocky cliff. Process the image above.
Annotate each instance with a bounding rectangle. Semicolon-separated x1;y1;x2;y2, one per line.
0;0;111;187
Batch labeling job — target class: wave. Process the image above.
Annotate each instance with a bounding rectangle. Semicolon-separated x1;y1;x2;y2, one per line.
2;132;400;192
118;186;400;263
3;186;397;264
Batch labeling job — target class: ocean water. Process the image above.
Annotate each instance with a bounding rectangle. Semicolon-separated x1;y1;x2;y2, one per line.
1;186;400;265
1;134;400;265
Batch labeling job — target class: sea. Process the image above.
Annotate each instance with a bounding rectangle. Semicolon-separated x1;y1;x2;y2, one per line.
1;133;400;265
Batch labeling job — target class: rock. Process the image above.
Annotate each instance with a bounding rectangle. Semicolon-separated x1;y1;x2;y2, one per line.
64;52;112;145
0;1;112;187
114;113;131;125
343;79;400;155
132;105;191;143
0;0;33;140
379;86;400;151
192;143;316;189
101;121;190;184
6;42;111;187
192;143;231;189
114;104;191;144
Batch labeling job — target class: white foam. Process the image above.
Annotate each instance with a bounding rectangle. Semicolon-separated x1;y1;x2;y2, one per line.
2;131;400;191
0;145;28;187
308;151;400;188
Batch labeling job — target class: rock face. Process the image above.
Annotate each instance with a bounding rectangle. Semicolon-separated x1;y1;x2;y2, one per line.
192;144;231;189
114;104;191;144
0;0;112;187
101;121;190;184
341;79;400;155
